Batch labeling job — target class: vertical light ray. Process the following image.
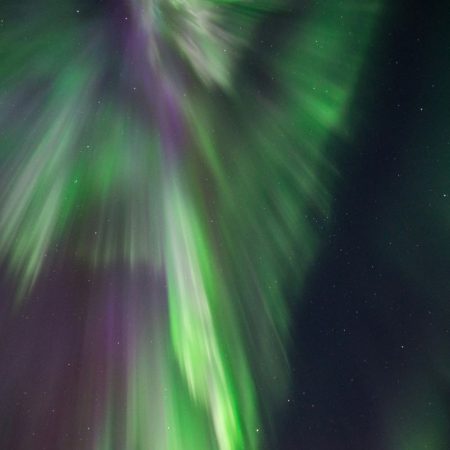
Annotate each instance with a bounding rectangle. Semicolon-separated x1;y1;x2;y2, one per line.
0;64;99;297
163;173;258;450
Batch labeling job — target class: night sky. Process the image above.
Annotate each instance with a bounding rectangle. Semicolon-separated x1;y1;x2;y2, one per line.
0;0;449;449
281;1;450;449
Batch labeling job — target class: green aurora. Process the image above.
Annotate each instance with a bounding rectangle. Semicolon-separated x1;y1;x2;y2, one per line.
0;1;383;449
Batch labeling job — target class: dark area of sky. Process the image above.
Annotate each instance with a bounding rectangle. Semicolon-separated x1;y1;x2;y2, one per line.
279;1;450;448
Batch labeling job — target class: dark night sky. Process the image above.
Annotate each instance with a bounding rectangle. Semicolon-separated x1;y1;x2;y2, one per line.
279;1;450;448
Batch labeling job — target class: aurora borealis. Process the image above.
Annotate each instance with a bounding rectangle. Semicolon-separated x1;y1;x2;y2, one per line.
1;0;450;449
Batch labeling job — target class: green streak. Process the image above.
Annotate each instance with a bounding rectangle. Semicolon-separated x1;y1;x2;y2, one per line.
164;174;258;450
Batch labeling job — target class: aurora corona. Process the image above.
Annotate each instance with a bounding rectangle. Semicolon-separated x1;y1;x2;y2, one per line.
0;1;381;449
